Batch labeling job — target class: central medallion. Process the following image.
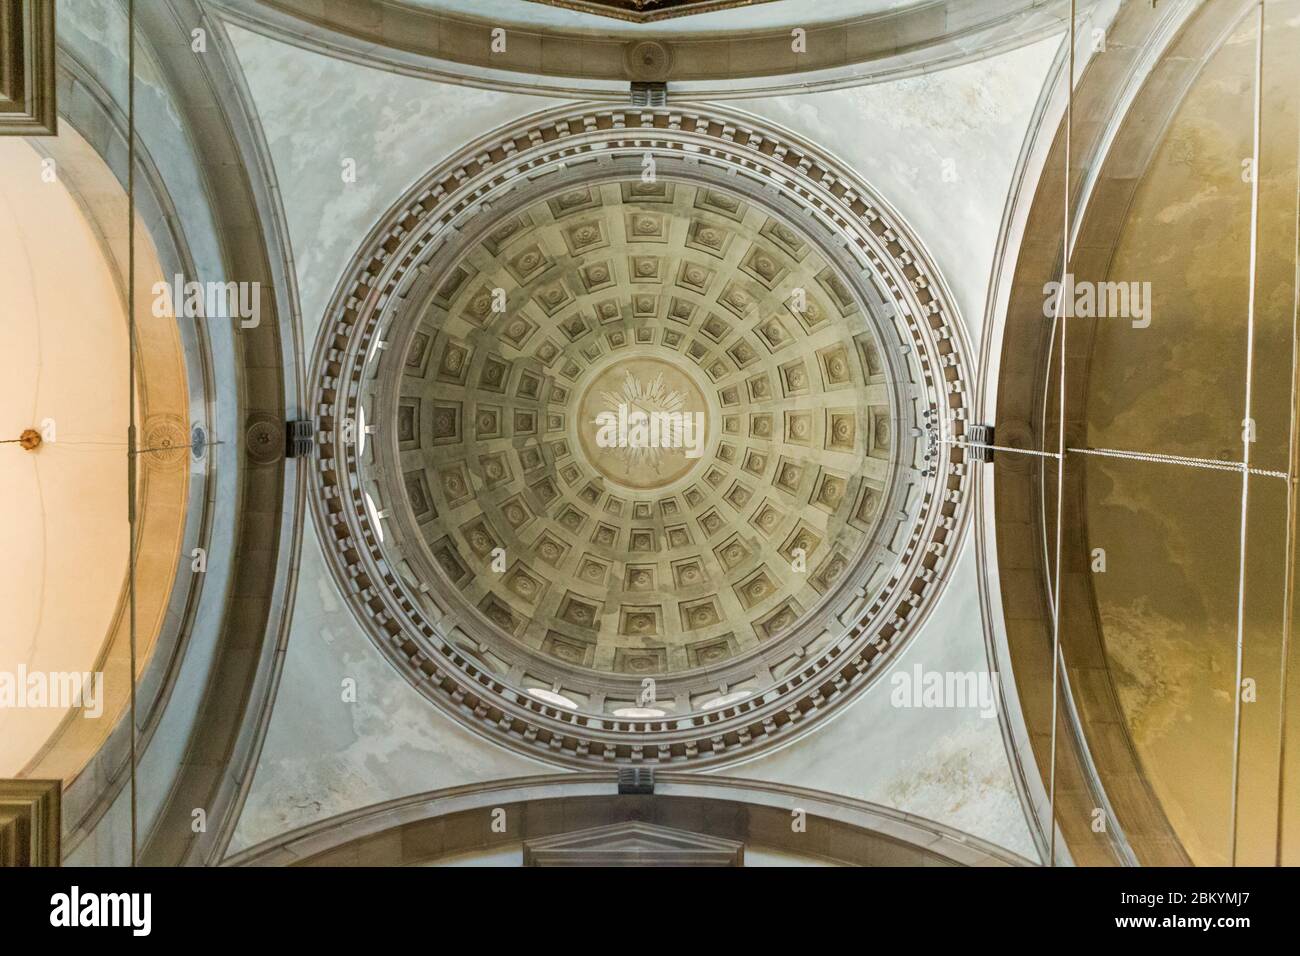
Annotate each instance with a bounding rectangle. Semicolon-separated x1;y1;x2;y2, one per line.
577;356;710;491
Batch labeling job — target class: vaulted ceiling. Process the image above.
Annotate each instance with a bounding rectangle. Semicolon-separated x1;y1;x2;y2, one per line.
6;0;1296;872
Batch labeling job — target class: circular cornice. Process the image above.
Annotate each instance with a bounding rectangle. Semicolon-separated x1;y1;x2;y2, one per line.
307;104;975;768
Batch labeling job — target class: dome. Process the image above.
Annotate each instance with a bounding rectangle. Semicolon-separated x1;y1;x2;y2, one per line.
310;104;973;766
377;177;899;679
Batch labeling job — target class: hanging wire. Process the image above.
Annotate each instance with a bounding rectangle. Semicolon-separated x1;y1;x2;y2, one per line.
1068;445;1287;479
1046;0;1076;869
126;0;139;868
943;437;1289;478
1229;0;1265;868
941;438;1062;460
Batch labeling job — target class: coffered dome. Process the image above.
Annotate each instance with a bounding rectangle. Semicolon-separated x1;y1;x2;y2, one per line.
311;105;973;765
379;178;900;684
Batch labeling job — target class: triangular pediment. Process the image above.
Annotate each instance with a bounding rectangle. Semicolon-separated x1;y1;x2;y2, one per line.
523;821;744;866
524;0;777;25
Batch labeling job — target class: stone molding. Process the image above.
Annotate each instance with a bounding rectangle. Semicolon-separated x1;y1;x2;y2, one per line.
209;0;1082;99
522;820;745;866
224;772;1031;867
0;779;60;867
0;0;56;135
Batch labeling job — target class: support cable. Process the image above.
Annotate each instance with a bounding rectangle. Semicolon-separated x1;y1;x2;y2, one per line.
1229;0;1265;867
1047;0;1076;868
1069;445;1286;479
941;439;1061;460
939;438;1288;478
